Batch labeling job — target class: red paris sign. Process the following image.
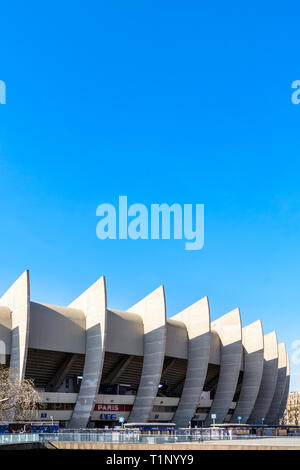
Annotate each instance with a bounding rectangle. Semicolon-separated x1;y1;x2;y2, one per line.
94;404;132;412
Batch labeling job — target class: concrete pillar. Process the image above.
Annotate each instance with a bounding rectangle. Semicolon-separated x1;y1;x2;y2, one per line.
276;352;290;424
127;286;167;423
204;308;242;426
247;331;278;424
0;270;30;381
265;343;287;424
172;297;211;428
69;276;107;428
231;320;264;424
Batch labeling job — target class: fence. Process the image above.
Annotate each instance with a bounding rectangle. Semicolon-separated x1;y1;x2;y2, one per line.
1;430;300;446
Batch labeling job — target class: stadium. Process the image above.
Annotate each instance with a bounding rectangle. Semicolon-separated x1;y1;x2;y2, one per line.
0;270;290;429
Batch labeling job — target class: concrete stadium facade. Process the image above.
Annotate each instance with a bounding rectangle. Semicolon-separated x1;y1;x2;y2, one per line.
0;271;290;428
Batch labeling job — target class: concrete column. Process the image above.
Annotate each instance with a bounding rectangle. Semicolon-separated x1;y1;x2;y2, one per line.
69;276;107;428
247;331;278;424
172;297;211;428
265;343;287;424
231;320;264;424
204;308;242;426
0;270;30;381
276;352;290;424
127;286;167;423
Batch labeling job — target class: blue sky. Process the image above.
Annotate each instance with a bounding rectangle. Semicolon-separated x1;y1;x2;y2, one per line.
0;1;300;389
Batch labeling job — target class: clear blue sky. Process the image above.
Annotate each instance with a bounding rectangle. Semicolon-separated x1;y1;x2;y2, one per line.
0;2;300;389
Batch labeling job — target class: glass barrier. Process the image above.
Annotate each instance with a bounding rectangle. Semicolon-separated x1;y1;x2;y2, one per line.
1;431;300;446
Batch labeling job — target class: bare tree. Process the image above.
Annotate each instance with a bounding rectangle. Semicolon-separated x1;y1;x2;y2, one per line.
0;368;42;421
280;409;288;425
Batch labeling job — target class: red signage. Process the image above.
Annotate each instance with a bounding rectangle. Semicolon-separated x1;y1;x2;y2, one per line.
94;404;132;412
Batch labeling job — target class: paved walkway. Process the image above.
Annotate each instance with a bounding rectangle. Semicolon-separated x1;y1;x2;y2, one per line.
207;437;300;447
41;438;300;450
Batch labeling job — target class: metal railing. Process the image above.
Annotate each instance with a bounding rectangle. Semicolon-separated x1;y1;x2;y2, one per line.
1;431;300;446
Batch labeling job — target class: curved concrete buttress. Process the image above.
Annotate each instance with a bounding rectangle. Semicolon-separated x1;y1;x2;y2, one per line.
204;308;242;426
172;297;211;427
68;276;107;428
126;286;167;423
247;331;278;424
276;352;290;424
106;309;144;356
209;330;221;365
265;342;287;424
0;271;30;381
231;320;264;423
29;303;86;353
165;319;188;359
